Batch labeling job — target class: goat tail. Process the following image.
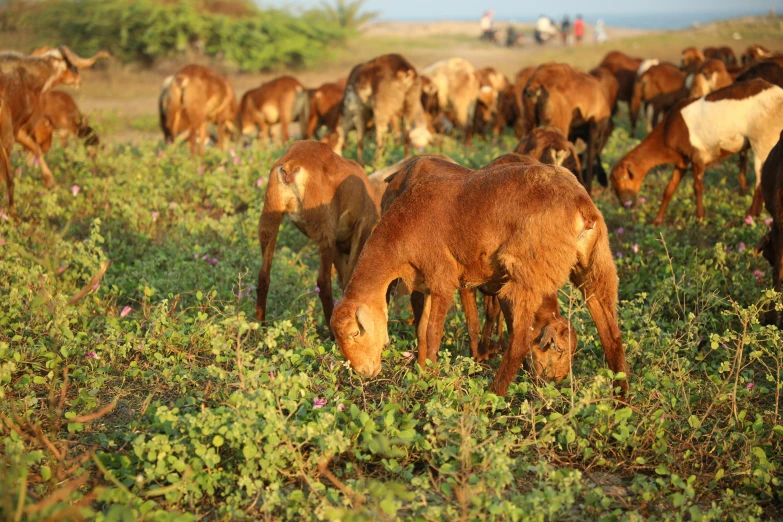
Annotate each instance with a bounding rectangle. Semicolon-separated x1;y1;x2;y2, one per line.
292;88;311;139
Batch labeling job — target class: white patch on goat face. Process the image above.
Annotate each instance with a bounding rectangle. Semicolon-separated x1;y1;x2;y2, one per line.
680;86;783;168
276;165;309;225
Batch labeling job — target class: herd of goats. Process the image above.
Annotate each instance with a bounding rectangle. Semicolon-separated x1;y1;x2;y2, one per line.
1;42;782;396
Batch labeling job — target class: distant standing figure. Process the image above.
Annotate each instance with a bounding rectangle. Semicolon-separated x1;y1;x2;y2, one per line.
480;10;496;41
595;19;607;44
561;16;571;45
574;15;584;45
506;23;518;47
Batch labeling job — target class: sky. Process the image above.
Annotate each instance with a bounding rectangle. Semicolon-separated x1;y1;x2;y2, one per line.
259;0;781;25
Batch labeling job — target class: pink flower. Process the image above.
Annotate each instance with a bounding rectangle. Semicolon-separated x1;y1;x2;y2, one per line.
746;382;755;390
0;209;8;221
337;403;346;412
169;201;177;210
86;351;99;360
0;236;5;246
228;148;236;158
151;211;159;222
233;156;240;166
157;150;164;158
15;168;21;176
92;283;100;292
198;166;204;176
725;247;732;253
616;251;623;259
256;178;264;188
71;185;80;197
765;218;773;227
33;156;39;167
201;254;209;261
745;215;754;226
631;243;639;254
269;370;275;379
616;227;624;235
738;242;745;253
313;397;327;409
623;200;633;208
210;258;218;265
754;269;765;279
120;306;132;318
402;351;414;360
308;285;320;295
638;197;647;204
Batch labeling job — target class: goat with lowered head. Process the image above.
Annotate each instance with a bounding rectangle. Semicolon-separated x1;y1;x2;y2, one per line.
331;159;628;397
0;46;107;206
611;79;783;224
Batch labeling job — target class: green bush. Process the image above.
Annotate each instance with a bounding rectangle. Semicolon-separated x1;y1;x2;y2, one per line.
21;0;349;71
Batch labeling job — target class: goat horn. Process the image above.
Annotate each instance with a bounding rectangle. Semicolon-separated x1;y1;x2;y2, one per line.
59;46;111;69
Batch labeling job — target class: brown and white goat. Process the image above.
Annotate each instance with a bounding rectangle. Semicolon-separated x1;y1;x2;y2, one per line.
755;130;783;326
333;54;432;165
630;63;687;133
256;140;381;331
296;81;344;139
31;91;98;153
611;79;783;224
514;127;582;182
331;160;628;396
0;47;105;206
523;63;612;192
238;75;303;144
167;64;236;157
598;51;643;107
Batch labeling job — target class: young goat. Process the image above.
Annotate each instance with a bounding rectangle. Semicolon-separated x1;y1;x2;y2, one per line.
331;160;627;396
256;140;381;332
611;79;783;224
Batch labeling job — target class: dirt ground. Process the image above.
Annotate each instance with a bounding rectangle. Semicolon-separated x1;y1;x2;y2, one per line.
51;15;783;145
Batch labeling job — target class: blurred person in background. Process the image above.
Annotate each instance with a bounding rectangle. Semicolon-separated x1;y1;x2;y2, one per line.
574;15;585;45
595;19;607;43
480;10;497;42
535;15;557;44
561;15;571;45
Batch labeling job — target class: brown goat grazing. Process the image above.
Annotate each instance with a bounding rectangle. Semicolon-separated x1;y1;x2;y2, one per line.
755;130;783;326
735;61;783;88
168;64;236;157
630;63;687;133
238;75;303;144
512;66;537;135
331;160;627;396
704;46;737;66
474;66;511;135
255;140;381;331
523;63;612;192
688;59;733;97
31;91;98;153
681;47;705;73
590;65;620;114
611;79;783;224
598;51;643;107
297;81;344;139
514;127;582;181
334;54;432;165
379;154;579;374
741;45;779;65
0;47;106;206
159;75;190;142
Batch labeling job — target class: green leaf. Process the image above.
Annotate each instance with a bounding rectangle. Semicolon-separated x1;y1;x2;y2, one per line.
213;435;224;447
41;465;51;481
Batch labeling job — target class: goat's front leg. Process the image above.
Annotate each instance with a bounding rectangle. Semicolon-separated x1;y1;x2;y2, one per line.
416;292;432;368
737;149;748;196
17;129;55;188
317;244;336;336
692;162;706;222
652;166;686;226
458;288;481;359
425;292;454;362
490;289;539;396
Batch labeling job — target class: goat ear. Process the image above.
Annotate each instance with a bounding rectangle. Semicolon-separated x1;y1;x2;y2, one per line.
538;325;556;352
356;306;373;336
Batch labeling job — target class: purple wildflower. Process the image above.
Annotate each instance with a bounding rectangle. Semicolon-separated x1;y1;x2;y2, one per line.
738;242;745;253
308;285;320;295
210;258;218;266
269;370;275;379
616;227;624;235
257;178;264;188
623;200;633;208
638;197;647;204
745;215;754;226
157;150;164;158
313;397;327;409
765;218;773;227
616;251;623;259
233;156;240;166
86;351;99;360
337;403;346;412
120;306;132;318
71;185;80;197
746;382;755;390
201;254;209;261
725;247;732;253
92;283;100;292
229;148;236;158
754;269;765;279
